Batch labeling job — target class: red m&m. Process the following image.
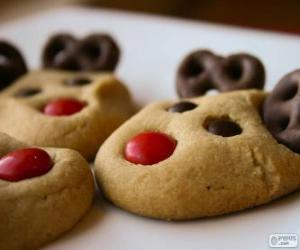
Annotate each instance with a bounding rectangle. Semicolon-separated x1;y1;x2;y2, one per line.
124;132;177;165
0;148;53;182
43;98;86;116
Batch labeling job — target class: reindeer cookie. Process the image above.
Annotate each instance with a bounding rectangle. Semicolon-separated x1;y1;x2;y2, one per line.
0;70;135;159
94;86;300;220
0;132;94;249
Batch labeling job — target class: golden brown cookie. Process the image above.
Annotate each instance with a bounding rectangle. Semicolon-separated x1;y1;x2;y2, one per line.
0;132;95;250
94;90;300;220
0;70;135;160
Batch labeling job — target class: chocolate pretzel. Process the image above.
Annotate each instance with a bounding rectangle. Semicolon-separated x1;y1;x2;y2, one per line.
42;33;120;72
263;69;300;153
176;50;265;98
0;41;27;90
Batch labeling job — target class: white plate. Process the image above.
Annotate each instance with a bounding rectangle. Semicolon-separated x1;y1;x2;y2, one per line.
1;6;300;250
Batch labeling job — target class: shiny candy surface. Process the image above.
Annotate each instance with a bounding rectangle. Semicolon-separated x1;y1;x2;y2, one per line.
43;98;86;116
125;132;177;165
0;148;53;181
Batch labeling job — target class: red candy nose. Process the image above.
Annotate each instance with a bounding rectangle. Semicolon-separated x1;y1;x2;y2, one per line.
0;148;53;182
125;132;177;165
43;98;86;116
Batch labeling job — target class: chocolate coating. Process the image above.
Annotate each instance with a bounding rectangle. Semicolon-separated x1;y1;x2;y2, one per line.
206;119;242;137
168;101;197;113
14;87;41;97
64;76;91;86
77;34;120;71
176;50;265;98
0;41;27;90
42;33;120;72
263;69;300;153
42;34;78;70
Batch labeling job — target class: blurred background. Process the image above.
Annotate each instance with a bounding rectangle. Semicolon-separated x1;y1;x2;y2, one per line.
1;0;300;34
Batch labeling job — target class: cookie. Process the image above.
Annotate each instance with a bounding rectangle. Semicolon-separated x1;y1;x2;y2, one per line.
42;33;120;72
95;90;300;220
0;70;135;159
0;41;27;90
176;50;265;98
0;132;95;250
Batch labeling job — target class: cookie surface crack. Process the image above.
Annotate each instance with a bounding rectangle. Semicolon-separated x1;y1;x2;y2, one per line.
249;147;280;197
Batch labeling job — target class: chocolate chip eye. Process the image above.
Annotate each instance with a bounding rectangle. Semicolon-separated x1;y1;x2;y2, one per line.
14;87;41;97
168;101;197;113
64;77;91;86
224;60;243;81
205;119;242;137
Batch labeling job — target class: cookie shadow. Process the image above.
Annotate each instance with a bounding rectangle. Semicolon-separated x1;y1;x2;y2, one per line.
43;188;106;248
106;188;300;225
65;192;107;235
184;188;300;224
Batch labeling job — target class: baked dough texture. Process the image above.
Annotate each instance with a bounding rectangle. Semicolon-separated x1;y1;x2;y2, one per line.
0;132;95;250
0;70;135;160
95;90;300;220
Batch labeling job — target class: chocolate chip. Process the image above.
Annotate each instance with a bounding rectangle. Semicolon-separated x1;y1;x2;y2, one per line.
206;119;242;137
14;88;41;97
176;50;265;98
263;69;300;153
42;33;120;72
0;41;27;90
168;101;197;113
64;77;91;86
